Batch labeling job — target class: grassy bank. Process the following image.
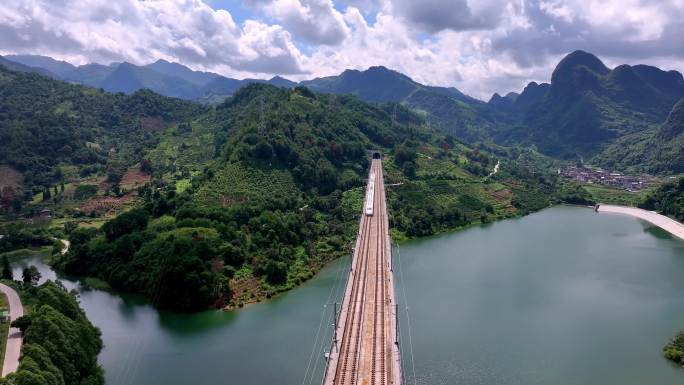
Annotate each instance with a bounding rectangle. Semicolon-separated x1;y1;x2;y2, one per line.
0;292;8;367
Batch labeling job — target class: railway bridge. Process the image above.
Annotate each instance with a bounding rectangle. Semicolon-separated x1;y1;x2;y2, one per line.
323;158;402;385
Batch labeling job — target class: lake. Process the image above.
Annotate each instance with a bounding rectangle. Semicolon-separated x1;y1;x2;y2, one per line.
12;206;684;384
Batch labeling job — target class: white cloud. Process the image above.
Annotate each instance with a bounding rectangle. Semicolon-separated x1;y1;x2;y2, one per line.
246;0;349;45
0;0;306;74
390;0;509;33
1;0;684;99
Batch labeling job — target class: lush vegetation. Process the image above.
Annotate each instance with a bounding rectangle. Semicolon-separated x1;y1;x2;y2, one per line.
43;82;559;310
0;281;104;385
0;64;205;197
594;98;684;174
0;224;52;253
664;331;684;366
0;62;599;312
641;177;684;221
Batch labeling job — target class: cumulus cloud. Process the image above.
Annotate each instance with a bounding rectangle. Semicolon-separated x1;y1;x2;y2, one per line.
1;0;684;99
0;0;306;75
246;0;349;45
390;0;508;33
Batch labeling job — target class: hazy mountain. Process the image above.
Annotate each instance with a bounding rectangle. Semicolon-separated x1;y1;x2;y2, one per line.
0;55;53;77
301;66;422;102
99;62;204;99
62;63;116;85
488;92;519;109
6;54;75;76
145;59;218;86
1;55;295;101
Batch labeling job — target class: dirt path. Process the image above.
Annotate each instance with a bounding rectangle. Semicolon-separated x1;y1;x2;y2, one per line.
597;204;684;240
60;239;70;255
0;283;23;377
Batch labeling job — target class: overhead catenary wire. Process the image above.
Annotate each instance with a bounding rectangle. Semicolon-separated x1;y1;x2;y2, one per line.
301;251;349;385
394;243;417;385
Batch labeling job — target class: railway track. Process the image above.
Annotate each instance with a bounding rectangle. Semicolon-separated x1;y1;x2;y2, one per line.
327;159;396;385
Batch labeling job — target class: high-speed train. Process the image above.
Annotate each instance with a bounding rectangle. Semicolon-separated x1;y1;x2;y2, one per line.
365;173;376;216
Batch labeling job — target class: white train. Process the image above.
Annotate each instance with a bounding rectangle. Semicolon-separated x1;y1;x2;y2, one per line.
365;173;376;216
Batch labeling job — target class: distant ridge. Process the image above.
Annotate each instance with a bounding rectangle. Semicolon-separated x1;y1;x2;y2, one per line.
3;54;297;102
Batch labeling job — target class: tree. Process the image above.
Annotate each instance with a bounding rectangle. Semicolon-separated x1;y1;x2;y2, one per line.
11;314;32;333
64;222;77;235
42;187;51;201
22;266;41;286
1;256;12;280
140;159;153;174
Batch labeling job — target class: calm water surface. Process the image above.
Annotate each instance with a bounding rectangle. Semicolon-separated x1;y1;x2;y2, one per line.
12;205;684;385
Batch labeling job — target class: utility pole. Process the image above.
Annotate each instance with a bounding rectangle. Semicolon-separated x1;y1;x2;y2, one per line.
395;303;399;345
333;302;338;346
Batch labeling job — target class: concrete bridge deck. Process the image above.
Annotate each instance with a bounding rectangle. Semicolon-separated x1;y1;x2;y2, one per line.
323;159;402;385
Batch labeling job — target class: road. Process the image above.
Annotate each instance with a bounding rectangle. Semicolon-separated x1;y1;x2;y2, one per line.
0;283;23;377
597;204;684;240
323;158;401;385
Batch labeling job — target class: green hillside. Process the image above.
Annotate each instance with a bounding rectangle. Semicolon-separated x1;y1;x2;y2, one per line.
494;51;684;162
594;98;684;173
0;64;205;192
27;80;555;311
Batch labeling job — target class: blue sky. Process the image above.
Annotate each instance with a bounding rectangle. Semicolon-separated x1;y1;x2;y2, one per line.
1;0;683;99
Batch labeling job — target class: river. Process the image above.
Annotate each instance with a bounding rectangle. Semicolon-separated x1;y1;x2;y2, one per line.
11;205;684;384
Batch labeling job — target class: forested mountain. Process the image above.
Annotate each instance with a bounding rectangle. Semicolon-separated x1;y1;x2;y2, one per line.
8;51;684;174
491;51;684;160
302;66;504;142
595;98;684;173
50;81;557;311
0;60;561;310
0;64;205;190
5;55;503;142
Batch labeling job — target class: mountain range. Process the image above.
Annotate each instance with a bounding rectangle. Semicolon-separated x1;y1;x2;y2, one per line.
4;54;296;101
3;51;684;173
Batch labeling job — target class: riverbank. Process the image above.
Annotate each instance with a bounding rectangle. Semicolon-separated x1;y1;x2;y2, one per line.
0;282;22;377
597;204;684;241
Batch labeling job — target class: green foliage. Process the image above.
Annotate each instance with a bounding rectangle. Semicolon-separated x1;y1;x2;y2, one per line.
0;64;206;190
101;208;149;241
1;255;12;280
641;177;684;221
664;330;684;366
6;282;104;385
593;98;684;174
0;224;52;253
556;183;595;205
22;266;41;286
39;82;556;311
73;185;98;201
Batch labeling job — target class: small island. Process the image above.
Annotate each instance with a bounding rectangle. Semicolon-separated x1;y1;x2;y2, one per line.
664;331;684;366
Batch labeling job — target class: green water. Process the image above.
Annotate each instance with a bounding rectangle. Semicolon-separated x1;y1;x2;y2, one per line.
13;205;684;384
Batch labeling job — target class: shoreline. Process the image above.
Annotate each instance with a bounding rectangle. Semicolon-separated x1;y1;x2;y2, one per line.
0;282;22;377
597;204;684;241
